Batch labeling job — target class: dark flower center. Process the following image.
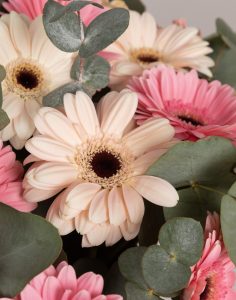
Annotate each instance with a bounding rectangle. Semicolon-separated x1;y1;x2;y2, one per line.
178;115;204;126
16;68;39;90
200;278;213;300
91;151;122;178
137;54;159;64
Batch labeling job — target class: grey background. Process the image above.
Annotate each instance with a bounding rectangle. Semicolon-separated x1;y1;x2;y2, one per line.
143;0;236;36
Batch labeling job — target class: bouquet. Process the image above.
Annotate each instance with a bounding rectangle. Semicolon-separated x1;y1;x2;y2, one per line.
0;0;235;299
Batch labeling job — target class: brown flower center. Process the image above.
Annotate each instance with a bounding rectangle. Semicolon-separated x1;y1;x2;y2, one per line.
130;48;160;65
178;115;204;126
16;68;39;90
90;150;122;178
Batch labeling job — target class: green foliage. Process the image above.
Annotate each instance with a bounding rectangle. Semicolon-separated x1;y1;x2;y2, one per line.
43;0;81;52
0;204;62;297
221;181;236;265
147;137;236;220
124;0;145;13
210;19;236;88
0;65;9;129
119;218;203;299
80;8;129;57
43;81;82;107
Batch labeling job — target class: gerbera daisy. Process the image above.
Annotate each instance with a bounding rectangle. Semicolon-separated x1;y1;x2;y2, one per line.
0;12;73;149
0;139;35;212
23;90;179;247
129;65;236;143
182;213;236;300
104;11;214;90
2;261;123;300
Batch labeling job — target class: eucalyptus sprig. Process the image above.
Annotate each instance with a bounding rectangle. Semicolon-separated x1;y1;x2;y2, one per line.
42;0;129;107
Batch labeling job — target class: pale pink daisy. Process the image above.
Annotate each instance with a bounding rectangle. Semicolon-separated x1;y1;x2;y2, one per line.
0;12;73;149
23;90;179;247
129;65;236;143
1;261;122;300
182;213;236;300
104;11;214;90
0;140;35;212
2;0;106;24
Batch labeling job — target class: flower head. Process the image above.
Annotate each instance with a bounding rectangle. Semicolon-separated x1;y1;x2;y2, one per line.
1;261;123;300
23;90;178;247
0;12;73;149
0;140;35;212
2;0;107;24
182;213;236;300
104;11;214;90
129;65;236;143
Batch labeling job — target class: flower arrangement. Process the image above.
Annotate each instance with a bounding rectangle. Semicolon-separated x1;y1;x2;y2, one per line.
0;0;235;299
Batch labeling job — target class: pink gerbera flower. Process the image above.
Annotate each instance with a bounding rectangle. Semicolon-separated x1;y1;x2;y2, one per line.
0;140;35;212
23;90;178;247
1;261;122;300
2;0;105;24
182;213;236;300
129;65;236;143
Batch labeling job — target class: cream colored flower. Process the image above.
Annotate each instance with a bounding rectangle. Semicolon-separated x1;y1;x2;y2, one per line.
0;12;73;149
23;90;179;247
105;11;214;90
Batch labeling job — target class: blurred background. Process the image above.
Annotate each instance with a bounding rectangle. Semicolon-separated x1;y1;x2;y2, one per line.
143;0;236;36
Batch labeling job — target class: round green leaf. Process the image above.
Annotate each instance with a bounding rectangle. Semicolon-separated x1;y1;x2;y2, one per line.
119;247;147;289
124;0;145;13
43;81;82;107
216;18;236;50
0;65;6;82
221;181;236;264
0;203;62;297
159;218;203;266
148;137;236;219
125;282;160;300
0;109;10;130
43;0;81;52
80;8;129;57
142;245;191;296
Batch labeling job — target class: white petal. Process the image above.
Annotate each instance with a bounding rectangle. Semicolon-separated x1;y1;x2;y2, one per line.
75;211;96;235
122;185;144;224
47;195;75;235
125;118;175;156
2;93;24;118
105;225;122;246
64;91;100;137
108;187;127;226
26;162;77;190
25;136;75;162
25;99;41;119
120;221;141;241
89;189;108;223
86;223;110;246
141;12;157;47
10;135;27;149
101;91;138;137
61;183;101;219
14;108;35;140
130;175;179;207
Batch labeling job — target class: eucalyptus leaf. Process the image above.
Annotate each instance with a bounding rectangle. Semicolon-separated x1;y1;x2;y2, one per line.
221;181;236;264
118;247;147;289
43;81;82;107
0;65;6;82
0;109;10;130
159;218;203;266
43;0;81;52
0;203;62;297
216;18;236;49
124;0;145;13
148;137;236;219
80;8;129;57
71;55;110;92
142;245;191;296
212;48;236;89
50;0;103;21
125;282;160;300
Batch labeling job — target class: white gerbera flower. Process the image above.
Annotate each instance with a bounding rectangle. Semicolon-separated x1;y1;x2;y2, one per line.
105;11;214;90
0;12;74;149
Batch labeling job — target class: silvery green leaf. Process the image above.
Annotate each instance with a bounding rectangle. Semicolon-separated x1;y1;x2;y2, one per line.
0;109;10;130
